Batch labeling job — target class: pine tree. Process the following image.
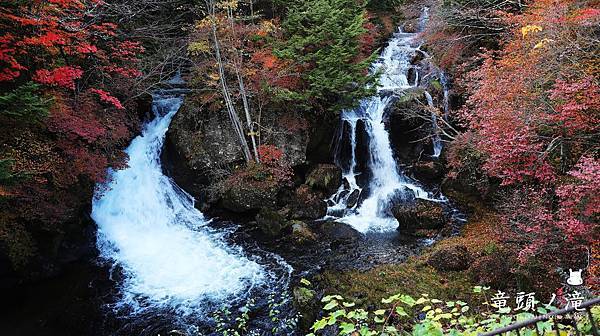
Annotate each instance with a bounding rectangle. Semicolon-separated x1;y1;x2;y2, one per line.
276;0;377;114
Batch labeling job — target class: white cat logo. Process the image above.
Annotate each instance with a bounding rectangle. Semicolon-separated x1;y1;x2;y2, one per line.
567;269;583;286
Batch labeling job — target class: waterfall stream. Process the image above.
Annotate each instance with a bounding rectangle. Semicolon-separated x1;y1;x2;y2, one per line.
326;9;448;233
91;92;283;324
424;90;443;158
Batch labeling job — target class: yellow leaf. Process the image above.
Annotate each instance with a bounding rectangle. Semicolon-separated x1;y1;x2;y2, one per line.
187;41;211;56
533;38;553;49
521;25;543;38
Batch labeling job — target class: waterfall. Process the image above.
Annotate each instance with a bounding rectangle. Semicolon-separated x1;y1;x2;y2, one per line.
327;15;438;233
424;91;443;158
92;93;267;317
440;72;450;120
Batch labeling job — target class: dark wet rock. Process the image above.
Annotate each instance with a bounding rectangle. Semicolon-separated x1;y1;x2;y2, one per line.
392;199;446;232
305;164;342;194
261;111;310;167
441;167;499;202
333;120;354;172
165;102;312;201
411;161;444;183
164;101;244;198
427;244;472;272
410;50;426;65
290;221;318;244
221;184;278;213
306;115;337;164
354;119;372;186
346;189;360;208
319;221;362;246
407;67;418;86
289;185;327;220
255;209;289;237
342;177;351;190
333;189;349;204
386;89;431;163
403;20;418;33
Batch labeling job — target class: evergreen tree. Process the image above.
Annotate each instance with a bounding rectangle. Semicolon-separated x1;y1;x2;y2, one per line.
276;0;377;114
0;83;51;123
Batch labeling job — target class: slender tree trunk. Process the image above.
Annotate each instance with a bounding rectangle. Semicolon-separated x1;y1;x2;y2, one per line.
205;0;252;162
226;5;260;162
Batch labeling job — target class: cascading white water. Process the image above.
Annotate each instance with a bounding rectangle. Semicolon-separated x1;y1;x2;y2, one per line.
327;18;437;233
440;72;450;120
424;91;443;158
92;93;266;316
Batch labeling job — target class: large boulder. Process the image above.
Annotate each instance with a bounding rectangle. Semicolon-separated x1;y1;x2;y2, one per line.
319;221;362;246
305;164;342;194
290;221;318;244
260;111;310;167
346;189;360;208
164;102;312;200
411;161;444;183
288;185;327;220
469;248;514;289
221;184;278;213
163;101;245;197
386;89;431;163
427;244;472;272
392;199;447;232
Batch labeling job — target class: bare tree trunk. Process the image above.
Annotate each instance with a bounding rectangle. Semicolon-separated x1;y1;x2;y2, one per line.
205;0;252;162
226;4;260;162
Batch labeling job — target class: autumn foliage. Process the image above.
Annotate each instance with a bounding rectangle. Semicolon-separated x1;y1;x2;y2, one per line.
447;0;599;270
0;0;142;268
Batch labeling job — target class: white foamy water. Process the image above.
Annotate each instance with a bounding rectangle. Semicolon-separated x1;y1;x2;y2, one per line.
327;10;440;233
92;94;265;315
424;90;443;158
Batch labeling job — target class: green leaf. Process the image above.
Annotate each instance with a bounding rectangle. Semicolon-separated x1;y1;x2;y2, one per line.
332;309;346;318
399;295;417;307
422;305;432;312
395;306;409;317
416;297;429;304
300;278;311;286
323;300;339;310
339;322;356;335
374;309;386;315
322;294;343;303
431;299;443;304
342;301;356;307
311;318;328;331
382;294;399;304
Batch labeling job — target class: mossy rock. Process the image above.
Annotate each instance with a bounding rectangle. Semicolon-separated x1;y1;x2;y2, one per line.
221;184;278;213
305;164;342;194
290;221;318;244
316;260;474;309
255;209;289;237
427;244;472;272
289;185;327;220
392;199;447;232
293;286;318;330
